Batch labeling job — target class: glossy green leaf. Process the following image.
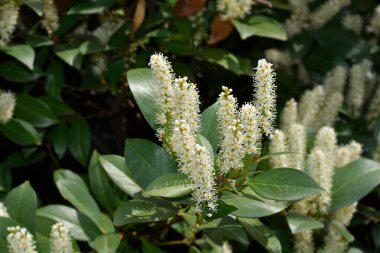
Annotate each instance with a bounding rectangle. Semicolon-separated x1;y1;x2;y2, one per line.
2;45;35;70
127;68;159;129
198;48;252;76
124;139;177;188
239;217;282;253
201;102;220;152
37;205;101;241
113;199;177;226
141;239;166;253
68;117;91;166
250;168;324;201
55;48;82;69
39;96;74;117
0;118;40;145
54;170;114;234
26;34;53;48
330;159;380;212
91;233;121;253
332;220;354;242
89;151;116;210
0;61;43;83
202;224;249;245
286;211;324;234
21;0;43;16
45;61;64;98
233;16;287;41
221;192;288;218
106;58;125;86
14;94;58;128
4;181;37;233
99;155;142;197
144;173;192;198
50;123;68;158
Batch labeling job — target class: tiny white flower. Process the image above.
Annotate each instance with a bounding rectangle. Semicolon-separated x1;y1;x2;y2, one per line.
7;226;37;253
0;90;16;124
50;222;73;253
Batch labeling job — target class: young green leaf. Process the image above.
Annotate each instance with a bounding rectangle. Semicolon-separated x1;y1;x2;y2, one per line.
113;199;178;226
144;173;192;198
286;211;324;234
90;233;121;253
201;102;220;152
330;159;380;212
68;117;91;166
249;168;324;201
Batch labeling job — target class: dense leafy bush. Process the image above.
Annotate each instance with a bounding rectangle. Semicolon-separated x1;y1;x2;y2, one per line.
1;0;380;252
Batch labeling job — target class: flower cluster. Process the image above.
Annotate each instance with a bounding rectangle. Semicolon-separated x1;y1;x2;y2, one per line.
149;53;216;213
50;222;73;253
367;5;380;37
7;226;37;253
217;0;254;20
310;0;351;29
342;14;363;34
253;59;277;137
42;0;59;36
0;90;16;124
366;84;380;127
0;0;19;46
280;98;298;134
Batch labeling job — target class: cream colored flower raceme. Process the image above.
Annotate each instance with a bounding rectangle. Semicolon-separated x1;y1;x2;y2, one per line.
269;129;289;168
254;59;277;137
336;141;362;168
315;92;344;129
42;0;59;36
50;222;73;253
240;103;261;155
368;5;380;37
310;0;351;29
366;84;380;128
294;230;314;253
288;123;306;170
0;0;19;46
0;90;16;124
299;85;325;128
7;226;37;253
217;0;254;20
280;98;298;134
323;66;348;95
285;0;311;37
342;14;363;34
149;53;216;213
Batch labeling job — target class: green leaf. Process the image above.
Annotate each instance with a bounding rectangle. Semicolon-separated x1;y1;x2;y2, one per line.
45;61;64;98
113;199;178;226
144;173;192;198
221;192;288;218
68;0;116;14
141;239;167;253
50;123;68;158
39;96;74;117
124;139;178;188
0;61;43;83
2;45;35;70
330;159;380;212
26;34;53;48
232;16;287;41
331;220;355;243
127;68;159;129
4;181;37;233
54;170;114;234
37;205;102;241
249;168;324;201
0;118;41;145
106;58;125;86
68;117;91;166
201;102;220;152
21;0;43;16
286;211;324;234
14;94;58;128
55;48;82;69
99;155;142;197
239;217;282;253
202;224;249;245
198;48;252;76
89;151;116;210
90;233;121;253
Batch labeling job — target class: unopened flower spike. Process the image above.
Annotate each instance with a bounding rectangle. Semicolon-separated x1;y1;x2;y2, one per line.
253;59;277;137
7;226;37;253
